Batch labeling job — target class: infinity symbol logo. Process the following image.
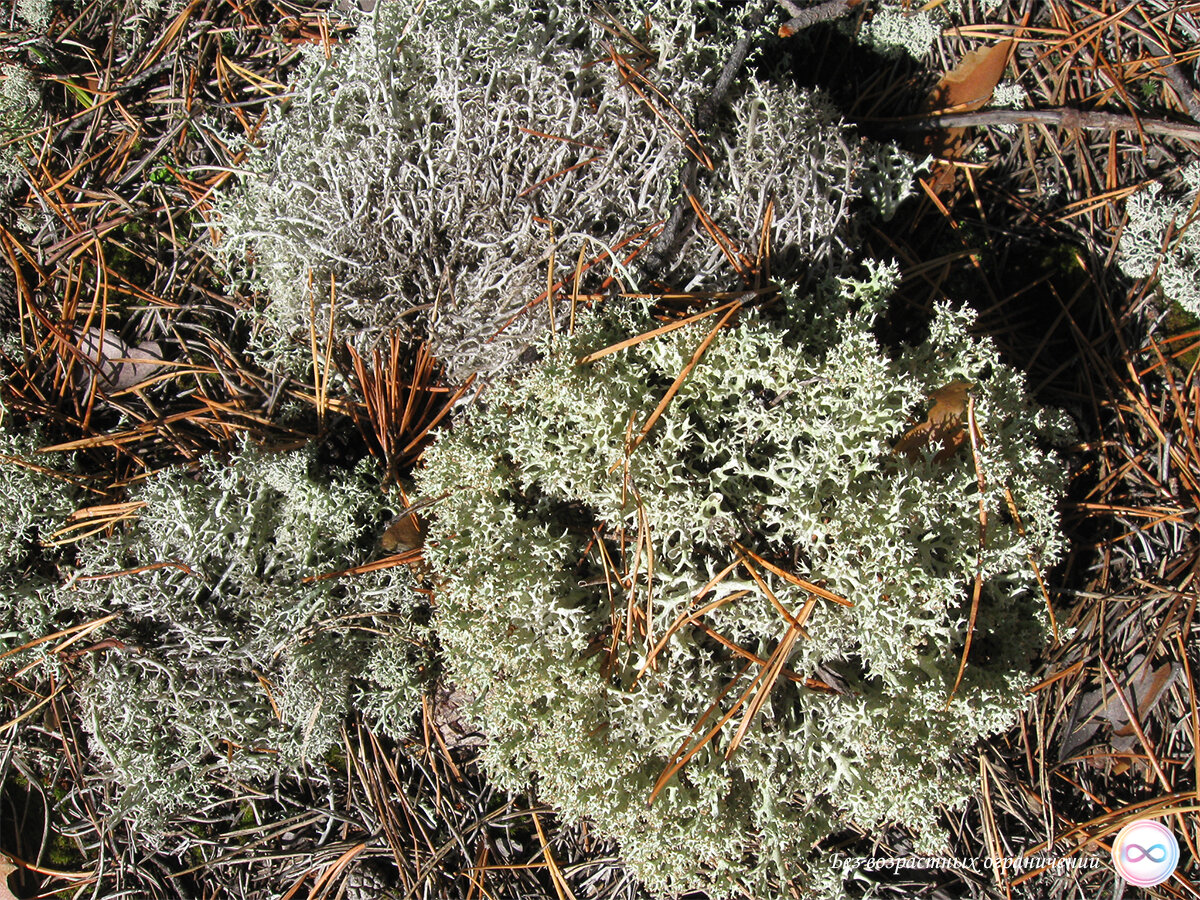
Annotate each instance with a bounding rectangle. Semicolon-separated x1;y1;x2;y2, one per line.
1112;819;1179;887
1123;843;1168;864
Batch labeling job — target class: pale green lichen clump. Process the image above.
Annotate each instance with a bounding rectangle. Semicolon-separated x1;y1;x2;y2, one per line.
1118;162;1200;317
61;448;430;831
0;424;75;563
418;265;1068;897
859;4;942;59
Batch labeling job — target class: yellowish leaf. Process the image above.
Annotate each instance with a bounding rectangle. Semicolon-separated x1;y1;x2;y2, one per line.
922;41;1015;193
895;380;974;463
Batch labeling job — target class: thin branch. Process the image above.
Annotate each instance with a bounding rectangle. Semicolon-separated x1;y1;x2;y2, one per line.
1162;61;1200;124
641;2;770;278
776;0;857;38
883;107;1200;142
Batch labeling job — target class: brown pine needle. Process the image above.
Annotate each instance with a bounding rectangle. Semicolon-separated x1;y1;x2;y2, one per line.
685;192;753;277
649;659;755;805
638;498;655;656
618;300;741;464
725;623;801;759
517;125;605;152
569;242;587;335
605;45;713;171
518;154;602;199
740;558;804;631
754;197;774;287
636;590;753;683
1003;486;1058;643
546;221;556;335
498;223;661;334
731;541;853;607
577;298;741;365
531;812;578;900
947;396;988;704
690;621;835;692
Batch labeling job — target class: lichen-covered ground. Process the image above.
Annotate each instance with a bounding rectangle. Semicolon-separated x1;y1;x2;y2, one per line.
1;1;1198;898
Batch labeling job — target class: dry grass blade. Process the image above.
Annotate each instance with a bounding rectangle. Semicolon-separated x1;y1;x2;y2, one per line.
308;271;338;430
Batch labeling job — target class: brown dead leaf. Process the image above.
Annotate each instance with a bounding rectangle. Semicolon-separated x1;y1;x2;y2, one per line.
0;853;16;900
895;381;973;463
380;513;424;553
1059;654;1181;766
923;41;1015;193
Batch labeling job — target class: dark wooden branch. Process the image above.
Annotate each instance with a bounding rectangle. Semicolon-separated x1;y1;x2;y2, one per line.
1162;61;1200;125
641;3;770;280
884;107;1200;143
776;0;857;38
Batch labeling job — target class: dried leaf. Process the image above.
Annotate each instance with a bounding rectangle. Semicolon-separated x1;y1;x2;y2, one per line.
380;513;424;553
894;381;973;463
0;853;16;900
1058;654;1180;763
922;41;1015;192
74;328;166;392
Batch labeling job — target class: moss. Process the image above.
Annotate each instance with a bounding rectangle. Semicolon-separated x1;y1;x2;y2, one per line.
1162;301;1200;372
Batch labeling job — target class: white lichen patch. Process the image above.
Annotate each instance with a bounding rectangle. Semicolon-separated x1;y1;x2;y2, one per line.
1119;162;1200;317
417;267;1069;898
212;1;917;380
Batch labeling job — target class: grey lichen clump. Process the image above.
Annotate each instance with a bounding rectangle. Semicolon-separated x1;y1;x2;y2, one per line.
855;0;1007;60
417;265;1068;897
60;448;430;831
0;63;40;196
212;0;918;381
0;424;75;564
1118;162;1200;317
0;422;77;649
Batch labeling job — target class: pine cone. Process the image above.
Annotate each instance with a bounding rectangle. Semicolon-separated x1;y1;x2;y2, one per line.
344;860;395;900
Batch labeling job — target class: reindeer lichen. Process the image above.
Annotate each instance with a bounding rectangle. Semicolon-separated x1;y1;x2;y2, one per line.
61;447;430;831
1118;162;1200;317
212;0;916;380
417;266;1068;897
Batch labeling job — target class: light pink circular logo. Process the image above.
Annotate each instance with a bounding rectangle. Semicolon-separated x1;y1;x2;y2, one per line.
1112;819;1178;887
